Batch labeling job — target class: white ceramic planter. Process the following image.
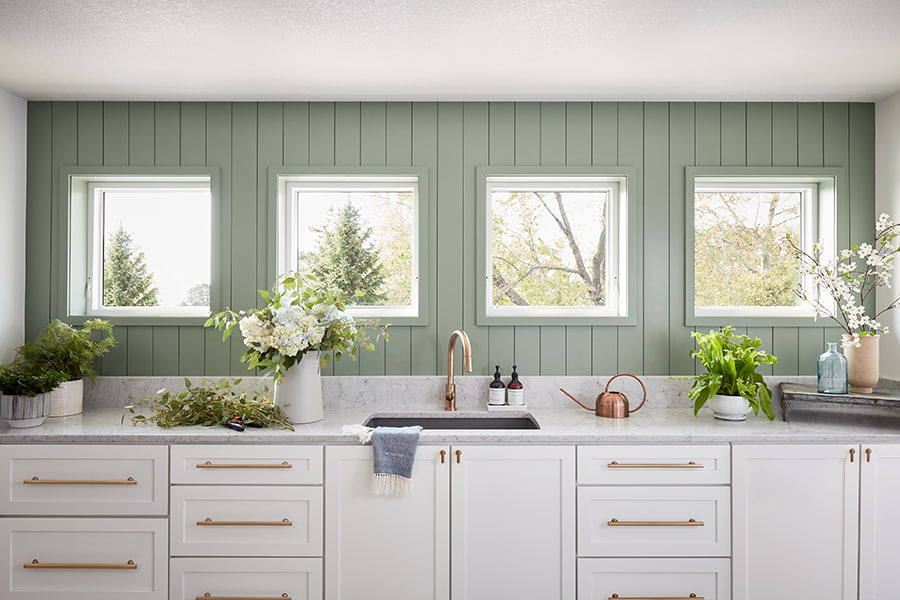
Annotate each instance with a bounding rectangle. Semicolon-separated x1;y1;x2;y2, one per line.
275;352;324;424
707;394;751;421
49;378;84;417
0;393;52;427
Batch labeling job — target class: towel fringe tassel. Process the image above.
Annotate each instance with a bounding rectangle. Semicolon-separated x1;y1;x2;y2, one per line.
372;472;413;496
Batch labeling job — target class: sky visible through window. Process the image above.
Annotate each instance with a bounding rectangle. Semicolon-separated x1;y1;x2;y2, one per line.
102;188;211;307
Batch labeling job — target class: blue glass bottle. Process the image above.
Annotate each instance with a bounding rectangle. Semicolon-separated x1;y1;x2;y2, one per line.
817;342;848;394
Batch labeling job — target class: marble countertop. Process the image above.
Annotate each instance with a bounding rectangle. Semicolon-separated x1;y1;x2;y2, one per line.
4;405;900;444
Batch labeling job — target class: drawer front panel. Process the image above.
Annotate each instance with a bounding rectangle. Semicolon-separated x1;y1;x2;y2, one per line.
577;558;731;600
170;485;323;556
578;486;730;557
0;517;167;600
170;557;322;600
171;445;323;485
0;445;168;515
578;445;730;485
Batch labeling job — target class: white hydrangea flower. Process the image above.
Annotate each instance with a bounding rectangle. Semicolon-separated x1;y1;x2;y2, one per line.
239;314;273;351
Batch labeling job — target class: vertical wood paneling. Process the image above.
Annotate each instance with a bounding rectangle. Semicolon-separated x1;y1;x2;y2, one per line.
615;102;644;374
746;103;773;167
25;102;52;341
748;326;774;376
25;101;875;378
410;102;439;375
642;103;670;375
436;103;465;376
203;103;233;375
720;102;747;167
462;102;490;375
668;102;696;375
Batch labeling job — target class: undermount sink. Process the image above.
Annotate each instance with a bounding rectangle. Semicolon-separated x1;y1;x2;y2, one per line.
363;413;540;430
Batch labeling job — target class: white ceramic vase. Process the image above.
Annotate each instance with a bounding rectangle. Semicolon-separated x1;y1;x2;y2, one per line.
843;334;879;394
707;394;751;421
49;378;84;417
275;352;324;424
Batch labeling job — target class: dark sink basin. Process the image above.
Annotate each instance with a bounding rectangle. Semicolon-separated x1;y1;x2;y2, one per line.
364;413;540;430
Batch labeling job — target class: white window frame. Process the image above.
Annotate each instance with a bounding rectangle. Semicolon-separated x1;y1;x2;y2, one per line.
275;172;424;321
63;169;218;324
687;168;842;325
84;181;212;318
480;172;632;322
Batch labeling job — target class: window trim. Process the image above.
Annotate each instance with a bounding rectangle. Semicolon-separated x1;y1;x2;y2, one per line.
685;166;846;327
270;166;430;326
476;165;639;326
59;166;221;326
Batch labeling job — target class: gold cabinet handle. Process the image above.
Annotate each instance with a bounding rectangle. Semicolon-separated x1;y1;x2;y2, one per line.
610;595;702;600
196;517;292;527
24;476;136;485
197;594;291;600
850;448;856;462
455;449;462;464
196;461;292;469
608;518;704;527
24;558;137;570
440;449;446;464
608;461;703;469
866;448;872;462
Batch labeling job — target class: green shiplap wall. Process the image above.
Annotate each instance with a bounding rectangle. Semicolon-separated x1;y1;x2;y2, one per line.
25;101;876;377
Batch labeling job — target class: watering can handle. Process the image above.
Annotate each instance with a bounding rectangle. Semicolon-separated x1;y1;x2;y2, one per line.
604;373;647;413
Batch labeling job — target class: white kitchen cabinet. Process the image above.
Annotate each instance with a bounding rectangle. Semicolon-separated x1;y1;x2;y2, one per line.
325;445;450;600
170;557;322;600
732;443;859;600
858;444;900;600
577;557;731;600
324;444;575;600
0;517;167;600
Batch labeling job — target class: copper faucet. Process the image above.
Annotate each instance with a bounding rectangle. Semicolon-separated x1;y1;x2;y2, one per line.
445;330;472;411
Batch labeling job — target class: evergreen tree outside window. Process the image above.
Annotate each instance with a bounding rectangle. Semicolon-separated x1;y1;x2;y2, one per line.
277;173;422;320
86;181;211;316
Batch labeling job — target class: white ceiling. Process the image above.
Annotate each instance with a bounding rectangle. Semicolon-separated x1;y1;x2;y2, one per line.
2;0;900;102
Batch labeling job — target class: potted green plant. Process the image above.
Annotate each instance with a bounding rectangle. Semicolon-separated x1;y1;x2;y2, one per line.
14;319;117;416
688;327;778;421
0;365;67;428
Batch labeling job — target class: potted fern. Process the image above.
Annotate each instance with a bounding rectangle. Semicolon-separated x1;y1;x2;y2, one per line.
14;319;117;416
688;327;778;421
0;365;67;427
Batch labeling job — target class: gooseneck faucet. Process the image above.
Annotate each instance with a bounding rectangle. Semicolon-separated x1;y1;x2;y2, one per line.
445;329;473;411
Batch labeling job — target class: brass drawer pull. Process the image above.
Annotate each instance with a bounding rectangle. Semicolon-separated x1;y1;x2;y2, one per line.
610;595;702;600
196;461;293;469
24;476;137;485
196;517;292;527
24;558;137;570
197;594;291;600
607;461;703;469
608;518;704;527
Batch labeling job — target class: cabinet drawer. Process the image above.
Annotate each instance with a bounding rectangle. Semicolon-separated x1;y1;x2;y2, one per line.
578;445;730;485
0;517;167;600
171;445;323;485
578;486;730;557
170;485;323;557
170;557;322;600
577;558;730;600
0;445;168;515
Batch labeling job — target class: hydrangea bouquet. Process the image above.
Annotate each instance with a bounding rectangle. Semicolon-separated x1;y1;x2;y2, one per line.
205;272;382;383
787;213;900;347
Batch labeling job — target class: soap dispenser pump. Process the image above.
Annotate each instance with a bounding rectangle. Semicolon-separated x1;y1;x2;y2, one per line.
488;365;506;405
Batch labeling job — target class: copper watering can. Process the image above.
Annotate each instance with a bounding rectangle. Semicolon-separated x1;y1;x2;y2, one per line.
560;373;647;418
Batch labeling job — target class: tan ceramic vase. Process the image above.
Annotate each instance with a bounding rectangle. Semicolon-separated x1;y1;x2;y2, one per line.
843;334;879;393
